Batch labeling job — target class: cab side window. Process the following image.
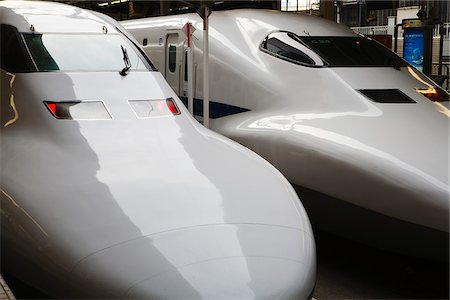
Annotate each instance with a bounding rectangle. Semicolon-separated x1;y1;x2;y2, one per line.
261;31;323;67
0;25;33;72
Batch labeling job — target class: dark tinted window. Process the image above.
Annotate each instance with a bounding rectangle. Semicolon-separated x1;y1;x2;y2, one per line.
301;36;407;67
23;33;152;72
24;34;59;71
184;51;188;81
0;25;33;72
261;32;316;66
168;45;176;72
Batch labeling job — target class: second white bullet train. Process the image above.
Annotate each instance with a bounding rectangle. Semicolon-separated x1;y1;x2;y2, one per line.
0;2;316;298
122;9;450;260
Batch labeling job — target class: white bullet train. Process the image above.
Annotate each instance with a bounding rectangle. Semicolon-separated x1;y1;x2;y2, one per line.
0;2;316;298
122;9;450;260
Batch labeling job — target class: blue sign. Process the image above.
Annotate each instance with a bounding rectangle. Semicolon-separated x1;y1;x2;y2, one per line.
403;29;424;72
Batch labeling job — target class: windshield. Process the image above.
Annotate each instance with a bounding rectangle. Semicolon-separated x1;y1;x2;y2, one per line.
23;33;153;72
300;36;407;67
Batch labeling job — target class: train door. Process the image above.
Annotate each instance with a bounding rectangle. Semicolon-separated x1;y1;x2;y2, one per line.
165;33;182;95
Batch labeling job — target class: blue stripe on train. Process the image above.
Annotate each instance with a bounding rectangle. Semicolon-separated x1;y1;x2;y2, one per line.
179;96;250;119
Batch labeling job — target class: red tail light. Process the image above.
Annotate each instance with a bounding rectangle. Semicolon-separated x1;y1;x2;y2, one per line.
128;98;181;118
166;98;180;115
47;103;57;114
416;86;449;102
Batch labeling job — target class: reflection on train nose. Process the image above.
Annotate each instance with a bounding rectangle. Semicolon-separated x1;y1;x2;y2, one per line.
73;224;316;299
128;256;311;299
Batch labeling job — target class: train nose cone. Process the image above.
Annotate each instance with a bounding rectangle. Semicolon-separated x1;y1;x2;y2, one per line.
72;224;315;299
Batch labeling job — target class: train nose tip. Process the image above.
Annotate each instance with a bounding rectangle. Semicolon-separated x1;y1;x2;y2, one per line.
128;255;313;299
73;224;315;299
126;224;316;299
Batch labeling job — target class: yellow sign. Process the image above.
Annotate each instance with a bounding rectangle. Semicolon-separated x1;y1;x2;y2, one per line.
402;19;423;29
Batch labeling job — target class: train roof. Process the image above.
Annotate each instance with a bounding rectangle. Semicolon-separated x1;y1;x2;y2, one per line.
122;8;355;38
0;0;117;34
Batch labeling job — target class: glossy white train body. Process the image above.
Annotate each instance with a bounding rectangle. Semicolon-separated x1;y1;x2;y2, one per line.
122;9;450;260
0;2;316;298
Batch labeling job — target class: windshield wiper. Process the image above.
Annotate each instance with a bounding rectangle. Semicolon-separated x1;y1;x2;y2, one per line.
119;45;131;76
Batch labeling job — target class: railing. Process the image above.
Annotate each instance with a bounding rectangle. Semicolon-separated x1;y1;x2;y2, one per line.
351;25;389;36
433;22;450;37
351;22;450;38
